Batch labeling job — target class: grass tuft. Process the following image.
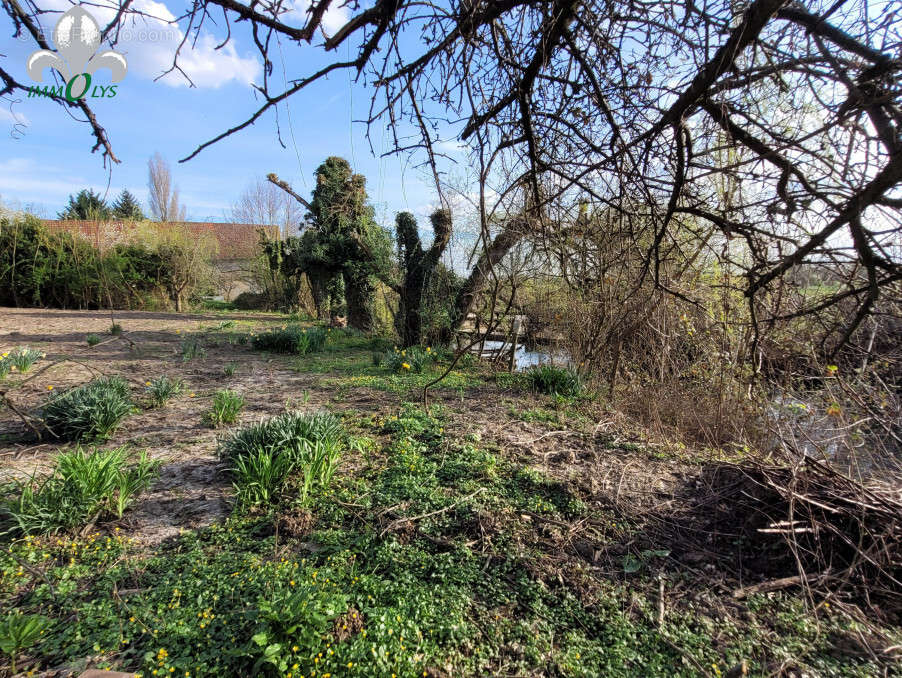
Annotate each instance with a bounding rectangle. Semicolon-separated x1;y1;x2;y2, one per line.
525;364;583;397
86;333;102;347
203;389;246;428
0;446;159;536
42;376;133;442
145;375;185;408
181;337;206;361
221;411;345;506
251;325;327;355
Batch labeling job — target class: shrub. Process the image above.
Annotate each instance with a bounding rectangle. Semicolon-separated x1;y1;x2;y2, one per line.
381;346;432;373
42;376;133;442
0;446;159;536
0;216;213;311
145;375;184;407
86;333;102;346
232;291;267;310
109;323;123;336
2;347;45;374
221;412;345;506
251;325;327;355
203;389;246;428
525;364;583;397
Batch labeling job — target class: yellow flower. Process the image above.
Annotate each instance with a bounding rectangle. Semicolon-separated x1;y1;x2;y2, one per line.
146;381;151;386
47;385;53;390
402;362;410;370
189;393;196;398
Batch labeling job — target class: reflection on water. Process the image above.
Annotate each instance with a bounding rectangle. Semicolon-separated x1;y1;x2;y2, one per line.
472;340;570;371
768;394;900;476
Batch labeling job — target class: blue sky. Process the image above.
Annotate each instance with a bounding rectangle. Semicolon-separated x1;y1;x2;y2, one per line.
1;0;454;228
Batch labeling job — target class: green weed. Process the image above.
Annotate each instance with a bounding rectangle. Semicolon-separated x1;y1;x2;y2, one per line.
109;323;123;336
86;333;102;347
0;612;49;674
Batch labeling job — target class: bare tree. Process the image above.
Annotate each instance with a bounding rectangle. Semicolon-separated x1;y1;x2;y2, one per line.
230;178;303;237
147;153;187;222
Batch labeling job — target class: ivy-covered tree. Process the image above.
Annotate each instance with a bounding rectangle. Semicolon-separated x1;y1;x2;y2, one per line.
266;159;392;330
394;209;451;346
111;190;144;220
58;189;111;220
307;158;393;330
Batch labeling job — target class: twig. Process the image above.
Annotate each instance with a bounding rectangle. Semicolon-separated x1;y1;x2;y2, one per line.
380;488;485;537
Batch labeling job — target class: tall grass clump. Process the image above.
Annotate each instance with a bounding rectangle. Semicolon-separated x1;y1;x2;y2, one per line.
525;364;583;397
42;376;133;442
251;325;327;355
145;375;184;408
203;389;246;428
221;411;345;507
0;446;159;536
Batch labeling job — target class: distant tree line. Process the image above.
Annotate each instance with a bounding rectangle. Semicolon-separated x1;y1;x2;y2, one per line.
57;153;186;223
0;213;216;311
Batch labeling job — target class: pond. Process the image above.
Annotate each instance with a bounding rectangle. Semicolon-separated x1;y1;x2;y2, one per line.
471;339;571;371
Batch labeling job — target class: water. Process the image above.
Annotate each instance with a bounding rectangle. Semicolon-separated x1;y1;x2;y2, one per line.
471;340;570;371
768;393;900;475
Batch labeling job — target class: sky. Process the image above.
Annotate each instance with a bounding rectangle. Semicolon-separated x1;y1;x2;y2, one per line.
0;0;455;228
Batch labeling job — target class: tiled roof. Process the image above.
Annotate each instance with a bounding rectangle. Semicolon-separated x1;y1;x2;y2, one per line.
40;220;279;261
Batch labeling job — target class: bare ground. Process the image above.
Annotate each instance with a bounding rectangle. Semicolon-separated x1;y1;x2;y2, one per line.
0;307;688;549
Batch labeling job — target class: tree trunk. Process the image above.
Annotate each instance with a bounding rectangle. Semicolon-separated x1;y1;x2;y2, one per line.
451;218;526;332
400;271;424;346
343;267;375;331
307;271;329;320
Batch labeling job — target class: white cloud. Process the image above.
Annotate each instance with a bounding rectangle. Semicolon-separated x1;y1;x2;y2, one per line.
0;101;30;127
434;139;468;155
32;0;260;89
288;0;350;36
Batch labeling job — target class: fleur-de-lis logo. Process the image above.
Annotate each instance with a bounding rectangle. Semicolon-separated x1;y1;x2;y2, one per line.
27;6;127;99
